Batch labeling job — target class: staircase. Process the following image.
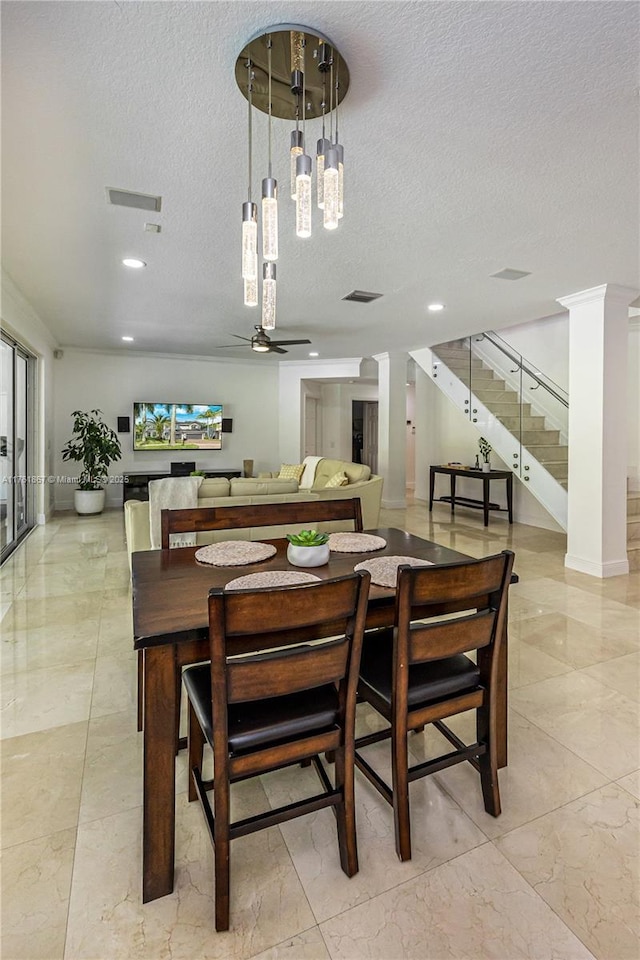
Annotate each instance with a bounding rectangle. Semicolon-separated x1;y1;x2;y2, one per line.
433;342;569;487
628;492;640;571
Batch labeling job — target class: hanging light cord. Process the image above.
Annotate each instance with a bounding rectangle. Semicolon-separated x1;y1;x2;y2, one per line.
267;38;273;178
247;59;253;201
321;68;326;140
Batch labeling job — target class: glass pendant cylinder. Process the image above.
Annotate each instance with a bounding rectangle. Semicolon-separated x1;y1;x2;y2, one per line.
290;130;303;200
323;148;339;230
295;154;312;238
262;262;276;330
243;276;258;307
262;177;278;261
241;201;258;279
336;144;344;219
316;137;330;209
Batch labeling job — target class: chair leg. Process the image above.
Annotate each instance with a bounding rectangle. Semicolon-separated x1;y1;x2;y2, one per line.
478;706;501;816
137;650;144;732
213;777;231;932
175;664;183;754
334;744;358;877
187;702;205;803
391;724;412;861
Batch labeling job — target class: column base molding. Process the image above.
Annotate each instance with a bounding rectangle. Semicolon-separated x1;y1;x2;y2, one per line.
564;553;630;578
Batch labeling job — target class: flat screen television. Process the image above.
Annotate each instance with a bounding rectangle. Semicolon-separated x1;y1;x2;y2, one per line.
133;403;223;451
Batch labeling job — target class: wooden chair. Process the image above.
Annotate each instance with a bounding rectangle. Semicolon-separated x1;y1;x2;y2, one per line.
182;571;371;931
136;498;364;742
354;550;514;862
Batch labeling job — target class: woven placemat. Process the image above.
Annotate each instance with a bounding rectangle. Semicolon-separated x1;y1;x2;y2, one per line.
354;555;434;588
327;532;387;553
194;541;277;567
225;570;322;591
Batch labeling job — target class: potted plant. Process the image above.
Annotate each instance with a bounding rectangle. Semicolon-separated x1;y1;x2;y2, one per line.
62;409;122;515
286;529;330;568
478;436;492;472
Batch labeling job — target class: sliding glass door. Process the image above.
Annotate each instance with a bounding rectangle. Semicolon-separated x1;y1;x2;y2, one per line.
1;332;35;561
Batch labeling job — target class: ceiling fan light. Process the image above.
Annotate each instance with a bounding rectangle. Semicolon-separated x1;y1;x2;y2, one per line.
252;339;270;352
261;262;276;330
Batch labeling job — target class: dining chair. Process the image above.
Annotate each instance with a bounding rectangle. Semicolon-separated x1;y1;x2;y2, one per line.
136;498;365;745
182;571;371;931
354;550;514;862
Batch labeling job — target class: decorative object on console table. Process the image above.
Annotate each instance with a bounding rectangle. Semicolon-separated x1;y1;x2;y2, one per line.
478;436;492;472
61;409;122;515
286;529;330;567
242;459;253;478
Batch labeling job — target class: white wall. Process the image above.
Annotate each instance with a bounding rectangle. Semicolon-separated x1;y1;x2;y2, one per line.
629;319;640;489
497;312;569;390
53;350;280;509
1;270;58;523
319;381;378;463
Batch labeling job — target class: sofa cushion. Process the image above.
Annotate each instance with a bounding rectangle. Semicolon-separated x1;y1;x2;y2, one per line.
230;478;299;496
312;459;371;489
278;463;305;482
198;478;230;498
324;470;349;488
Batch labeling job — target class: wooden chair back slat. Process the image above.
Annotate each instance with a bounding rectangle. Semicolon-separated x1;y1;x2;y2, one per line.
409;609;495;663
161;498;363;548
227;637;349;703
404;554;507;607
222;575;362;636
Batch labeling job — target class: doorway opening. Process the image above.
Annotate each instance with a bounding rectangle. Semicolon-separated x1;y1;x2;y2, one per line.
352;400;378;473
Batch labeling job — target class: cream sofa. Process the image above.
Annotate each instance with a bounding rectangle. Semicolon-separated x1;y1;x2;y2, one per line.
124;462;383;561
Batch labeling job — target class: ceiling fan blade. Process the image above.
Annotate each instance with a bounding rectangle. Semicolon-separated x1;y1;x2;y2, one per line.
215;343;251;348
231;334;253;342
269;345;288;354
270;338;312;346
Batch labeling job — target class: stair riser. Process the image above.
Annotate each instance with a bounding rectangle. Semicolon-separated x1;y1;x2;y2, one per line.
498;416;546;431
521;430;560;445
540;463;568;480
525;445;569;461
627;518;640;542
628;495;640;517
487;402;532;417
475;389;519;404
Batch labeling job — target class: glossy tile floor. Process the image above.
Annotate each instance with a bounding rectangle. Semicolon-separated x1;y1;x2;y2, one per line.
1;504;638;960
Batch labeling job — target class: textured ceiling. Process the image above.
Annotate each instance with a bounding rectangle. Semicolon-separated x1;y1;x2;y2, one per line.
2;1;638;361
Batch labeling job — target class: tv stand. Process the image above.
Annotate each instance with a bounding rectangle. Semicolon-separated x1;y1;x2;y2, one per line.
123;469;242;503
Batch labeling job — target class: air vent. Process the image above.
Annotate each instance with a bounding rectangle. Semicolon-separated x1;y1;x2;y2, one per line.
106;188;162;212
342;290;383;303
490;268;531;281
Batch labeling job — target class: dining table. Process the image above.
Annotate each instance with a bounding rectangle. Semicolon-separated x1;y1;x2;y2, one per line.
132;527;514;903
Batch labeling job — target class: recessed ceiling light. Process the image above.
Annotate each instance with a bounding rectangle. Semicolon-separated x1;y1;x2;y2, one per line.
121;336;134;342
309;352;319;357
428;302;445;312
122;258;146;269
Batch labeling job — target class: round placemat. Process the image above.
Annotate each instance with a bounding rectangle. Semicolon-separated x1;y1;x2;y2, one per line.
225;570;322;590
354;555;434;588
328;532;387;553
194;541;277;566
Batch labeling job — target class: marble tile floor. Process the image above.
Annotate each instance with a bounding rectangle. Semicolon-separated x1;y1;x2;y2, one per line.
1;504;638;960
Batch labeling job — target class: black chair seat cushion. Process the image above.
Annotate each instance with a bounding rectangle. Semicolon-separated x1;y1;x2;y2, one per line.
183;664;340;754
358;631;480;710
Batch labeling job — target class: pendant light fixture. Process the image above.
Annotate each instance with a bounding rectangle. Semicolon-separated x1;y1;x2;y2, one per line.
235;25;350;318
241;59;258;305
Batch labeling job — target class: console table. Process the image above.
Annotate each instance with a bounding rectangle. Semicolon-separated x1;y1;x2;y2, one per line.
429;465;513;526
123;469;242;503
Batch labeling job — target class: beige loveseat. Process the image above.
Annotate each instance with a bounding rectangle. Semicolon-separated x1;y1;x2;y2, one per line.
124;460;383;562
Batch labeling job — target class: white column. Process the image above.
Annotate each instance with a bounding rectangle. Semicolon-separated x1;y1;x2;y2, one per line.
374;352;407;509
413;364;431;501
558;284;638;577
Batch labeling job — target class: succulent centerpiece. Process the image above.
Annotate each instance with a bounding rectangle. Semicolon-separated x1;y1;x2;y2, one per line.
286;529;330;568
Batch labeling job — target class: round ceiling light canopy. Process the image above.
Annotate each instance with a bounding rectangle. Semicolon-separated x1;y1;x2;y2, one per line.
236;24;349;121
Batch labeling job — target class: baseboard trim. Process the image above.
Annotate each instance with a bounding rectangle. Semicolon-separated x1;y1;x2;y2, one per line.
564;554;630;578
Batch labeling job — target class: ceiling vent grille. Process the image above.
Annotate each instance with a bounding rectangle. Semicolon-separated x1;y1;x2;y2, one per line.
490;268;531;281
342;290;383;303
106;188;162;212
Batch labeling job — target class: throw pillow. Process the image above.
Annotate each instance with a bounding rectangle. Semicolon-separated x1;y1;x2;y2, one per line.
324;470;349;488
278;463;305;482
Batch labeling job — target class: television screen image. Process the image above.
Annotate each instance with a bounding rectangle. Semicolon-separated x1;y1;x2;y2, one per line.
133;403;223;451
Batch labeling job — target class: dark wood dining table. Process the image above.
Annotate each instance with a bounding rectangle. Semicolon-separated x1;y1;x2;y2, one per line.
132;527;513;903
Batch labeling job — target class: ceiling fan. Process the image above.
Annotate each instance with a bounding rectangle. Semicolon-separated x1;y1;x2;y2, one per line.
217;326;312;355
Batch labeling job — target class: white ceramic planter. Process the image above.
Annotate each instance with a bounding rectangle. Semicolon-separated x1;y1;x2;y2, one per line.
482;462;491;473
74;489;106;515
287;543;330;567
